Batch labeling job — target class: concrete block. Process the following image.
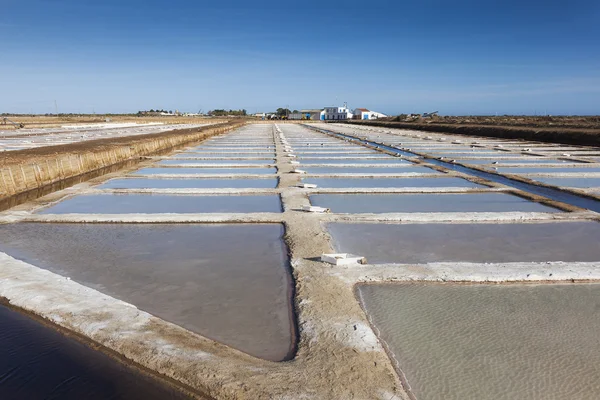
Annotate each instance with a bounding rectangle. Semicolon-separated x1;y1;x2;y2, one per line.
320;253;367;265
301;205;329;213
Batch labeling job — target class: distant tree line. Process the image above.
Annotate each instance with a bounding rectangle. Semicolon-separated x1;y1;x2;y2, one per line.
1;113;138;117
137;109;174;115
276;108;291;117
208;109;247;116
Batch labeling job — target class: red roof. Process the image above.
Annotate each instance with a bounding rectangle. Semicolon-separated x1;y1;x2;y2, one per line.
356;108;369;112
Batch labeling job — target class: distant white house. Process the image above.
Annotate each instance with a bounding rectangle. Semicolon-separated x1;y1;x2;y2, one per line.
280;105;386;121
353;108;387;120
324;104;353;120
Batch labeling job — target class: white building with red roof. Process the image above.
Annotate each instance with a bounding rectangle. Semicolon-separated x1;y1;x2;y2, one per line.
353;108;387;120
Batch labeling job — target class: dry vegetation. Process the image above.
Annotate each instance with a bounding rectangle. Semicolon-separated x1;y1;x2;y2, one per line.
392;115;600;130
343;115;600;147
0;115;230;130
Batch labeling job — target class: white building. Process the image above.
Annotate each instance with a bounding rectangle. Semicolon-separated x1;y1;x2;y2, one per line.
324;104;353;120
353;108;387;120
289;109;324;120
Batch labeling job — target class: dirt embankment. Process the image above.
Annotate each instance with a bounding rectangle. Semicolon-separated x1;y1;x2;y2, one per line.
0;121;244;201
339;119;600;147
0;116;230;130
417;116;600;130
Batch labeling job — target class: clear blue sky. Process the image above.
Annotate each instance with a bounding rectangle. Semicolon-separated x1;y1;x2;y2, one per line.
1;0;599;115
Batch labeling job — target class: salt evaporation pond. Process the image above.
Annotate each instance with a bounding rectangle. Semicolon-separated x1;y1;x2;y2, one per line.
99;178;279;189
38;194;282;214
135;167;276;175
328;222;600;263
496;167;600;174
459;158;574;165
304;166;439;175
358;283;600;400
531;176;600;189
299;158;412;165
302;177;483;188
158;159;274;165
311;193;558;213
296;154;390;159
0;223;294;361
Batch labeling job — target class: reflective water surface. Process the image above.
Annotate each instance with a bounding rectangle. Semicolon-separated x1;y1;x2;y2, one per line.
99;178;279;189
496;167;600;174
0;304;191;400
328;222;600;263
299;158;412;165
312;193;559;213
302;177;483;188
38;194;282;214
0;224;295;361
304;166;440;175
159;159;273;165
135;167;276;175
531;177;600;189
460;159;576;165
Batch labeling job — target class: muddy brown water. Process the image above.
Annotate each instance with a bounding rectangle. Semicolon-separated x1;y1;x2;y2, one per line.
358;283;600;400
37;194;282;214
0;304;191;400
312;193;559;214
0;224;295;361
328;222;600;263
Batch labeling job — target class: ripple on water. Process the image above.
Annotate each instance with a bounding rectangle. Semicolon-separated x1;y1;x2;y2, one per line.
358;283;600;400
